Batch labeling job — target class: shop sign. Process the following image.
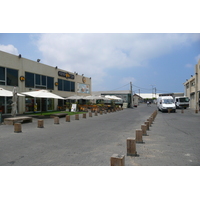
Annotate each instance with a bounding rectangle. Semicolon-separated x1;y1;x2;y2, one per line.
58;71;75;79
20;76;25;81
82;77;86;83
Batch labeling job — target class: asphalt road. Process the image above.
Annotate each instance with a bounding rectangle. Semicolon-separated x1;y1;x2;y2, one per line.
0;104;200;166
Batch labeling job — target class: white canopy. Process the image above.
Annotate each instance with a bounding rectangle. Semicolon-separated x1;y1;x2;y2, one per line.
83;95;109;100
0;87;24;97
22;90;64;99
65;95;84;100
105;95;122;100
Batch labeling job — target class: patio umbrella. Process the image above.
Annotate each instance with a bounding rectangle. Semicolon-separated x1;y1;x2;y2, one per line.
83;95;108;100
22;90;65;99
65;95;84;100
11;87;17;117
105;95;122;100
0;87;24;97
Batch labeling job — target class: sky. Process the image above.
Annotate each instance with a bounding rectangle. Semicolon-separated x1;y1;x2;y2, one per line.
1;33;199;94
0;1;200;95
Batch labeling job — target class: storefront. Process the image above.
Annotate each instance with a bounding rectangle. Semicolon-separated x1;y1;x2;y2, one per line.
0;50;91;114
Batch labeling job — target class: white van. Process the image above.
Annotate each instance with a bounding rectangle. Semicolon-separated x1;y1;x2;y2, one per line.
174;96;189;109
157;96;176;112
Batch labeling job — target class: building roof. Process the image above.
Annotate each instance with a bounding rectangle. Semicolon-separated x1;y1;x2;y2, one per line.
135;93;159;99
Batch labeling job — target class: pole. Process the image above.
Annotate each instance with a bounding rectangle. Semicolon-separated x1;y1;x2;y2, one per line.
130;82;133;108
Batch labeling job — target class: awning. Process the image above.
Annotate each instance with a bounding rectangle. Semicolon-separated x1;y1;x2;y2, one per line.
22;90;64;99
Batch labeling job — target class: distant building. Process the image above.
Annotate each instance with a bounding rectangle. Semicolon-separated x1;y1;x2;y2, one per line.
135;93;159;103
184;59;200;111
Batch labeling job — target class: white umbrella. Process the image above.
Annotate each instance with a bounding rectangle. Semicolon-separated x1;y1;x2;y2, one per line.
0;87;24;97
11;87;17;117
22;90;64;99
83;95;108;100
65;95;84;100
105;95;122;100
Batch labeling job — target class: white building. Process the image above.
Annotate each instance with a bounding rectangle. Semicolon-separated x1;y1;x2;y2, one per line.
0;50;91;114
184;59;200;111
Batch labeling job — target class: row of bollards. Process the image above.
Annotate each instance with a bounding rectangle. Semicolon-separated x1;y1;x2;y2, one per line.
110;110;158;166
13;107;124;133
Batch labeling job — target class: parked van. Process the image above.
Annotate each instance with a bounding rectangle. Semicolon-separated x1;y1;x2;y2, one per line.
157;96;176;112
174;96;189;109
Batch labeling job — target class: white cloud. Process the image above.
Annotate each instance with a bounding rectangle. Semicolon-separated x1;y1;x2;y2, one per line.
185;64;193;68
34;33;199;90
0;44;18;55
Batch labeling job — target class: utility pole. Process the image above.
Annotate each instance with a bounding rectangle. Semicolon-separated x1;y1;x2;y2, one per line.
130;82;133;108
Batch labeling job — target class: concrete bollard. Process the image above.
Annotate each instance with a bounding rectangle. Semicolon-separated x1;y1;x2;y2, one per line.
38;120;44;128
54;117;59;124
141;124;148;136
181;109;184;113
83;113;87;118
104;110;107;114
66;115;70;122
75;114;79;120
95;111;98;116
14;123;22;133
145;121;150;130
100;111;103;115
89;112;92;117
110;154;125;166
108;110;110;113
127;137;138;156
135;129;144;143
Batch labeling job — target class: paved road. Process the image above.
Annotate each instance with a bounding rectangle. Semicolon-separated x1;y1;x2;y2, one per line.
0;104;199;166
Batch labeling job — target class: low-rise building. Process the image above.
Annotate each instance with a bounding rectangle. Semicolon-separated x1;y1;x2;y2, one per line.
0;50;91;114
184;59;200;111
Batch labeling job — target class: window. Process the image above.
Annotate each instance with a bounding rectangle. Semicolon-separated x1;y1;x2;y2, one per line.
58;78;75;92
25;72;34;87
7;68;18;86
35;74;47;89
71;82;75;92
25;72;54;90
0;67;18;86
0;67;5;85
47;77;54;89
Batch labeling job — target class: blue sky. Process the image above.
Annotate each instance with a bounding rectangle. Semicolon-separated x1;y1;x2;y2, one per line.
1;1;200;94
0;33;199;94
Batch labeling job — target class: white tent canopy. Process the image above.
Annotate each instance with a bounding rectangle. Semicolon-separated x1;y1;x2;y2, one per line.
22;90;64;99
65;95;84;100
0;87;24;97
105;95;122;100
82;95;109;100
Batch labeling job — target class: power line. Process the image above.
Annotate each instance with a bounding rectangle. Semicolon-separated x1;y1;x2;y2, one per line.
109;83;130;91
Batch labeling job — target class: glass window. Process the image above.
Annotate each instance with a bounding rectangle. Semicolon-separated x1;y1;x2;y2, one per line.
42;75;46;86
25;97;34;112
25;72;34;87
58;79;63;91
71;82;75;92
0;97;5;114
36;74;40;85
7;68;18;86
47;76;54;90
64;80;70;91
0;67;5;84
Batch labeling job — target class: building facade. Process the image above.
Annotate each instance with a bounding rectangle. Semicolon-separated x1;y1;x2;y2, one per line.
0;50;91;114
184;59;200;111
